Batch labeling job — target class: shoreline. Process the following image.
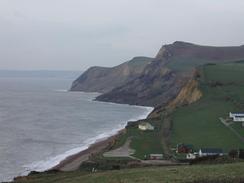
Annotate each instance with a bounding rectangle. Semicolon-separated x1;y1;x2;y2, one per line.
52;129;125;171
51;106;153;172
33;104;154;173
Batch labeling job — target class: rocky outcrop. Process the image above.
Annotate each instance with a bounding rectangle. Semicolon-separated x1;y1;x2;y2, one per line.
70;57;153;93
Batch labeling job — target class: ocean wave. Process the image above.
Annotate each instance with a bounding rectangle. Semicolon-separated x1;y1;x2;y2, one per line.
54;89;68;92
22;105;153;176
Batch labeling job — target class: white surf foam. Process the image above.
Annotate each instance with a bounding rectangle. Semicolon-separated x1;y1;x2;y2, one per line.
22;105;153;176
55;89;68;92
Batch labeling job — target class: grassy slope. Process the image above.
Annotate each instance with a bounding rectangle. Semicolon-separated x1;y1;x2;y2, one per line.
171;63;244;152
13;162;244;183
111;118;164;159
167;57;219;71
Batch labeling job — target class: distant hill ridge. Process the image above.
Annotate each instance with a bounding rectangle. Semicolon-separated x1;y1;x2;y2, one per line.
71;41;244;107
157;41;244;71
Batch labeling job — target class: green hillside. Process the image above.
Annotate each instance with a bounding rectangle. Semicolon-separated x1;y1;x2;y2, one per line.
13;162;244;183
171;62;244;152
110;118;164;159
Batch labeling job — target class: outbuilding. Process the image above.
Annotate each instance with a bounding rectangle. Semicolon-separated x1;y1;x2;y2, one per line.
199;148;223;157
186;153;197;160
138;122;154;131
229;112;244;119
176;143;194;153
229;112;244;127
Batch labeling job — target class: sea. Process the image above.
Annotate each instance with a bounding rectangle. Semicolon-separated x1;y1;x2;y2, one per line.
0;71;153;182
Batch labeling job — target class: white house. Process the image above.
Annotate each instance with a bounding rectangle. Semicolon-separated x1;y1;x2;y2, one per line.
229;112;244;119
199;148;223;157
229;112;244;126
138;122;154;131
186;153;197;160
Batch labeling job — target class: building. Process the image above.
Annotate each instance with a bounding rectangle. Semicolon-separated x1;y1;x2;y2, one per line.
186;153;197;160
138;122;154;131
199;148;223;157
229;112;244;127
229;112;244;118
176;143;194;153
149;154;163;160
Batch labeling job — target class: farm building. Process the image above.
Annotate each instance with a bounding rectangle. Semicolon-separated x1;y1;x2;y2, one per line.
186;153;197;160
199;148;223;157
138;122;154;131
176;143;194;153
229;112;244;119
229;112;244;127
149;154;163;160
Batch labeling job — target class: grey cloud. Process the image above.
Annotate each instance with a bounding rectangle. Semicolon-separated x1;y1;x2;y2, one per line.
0;0;243;70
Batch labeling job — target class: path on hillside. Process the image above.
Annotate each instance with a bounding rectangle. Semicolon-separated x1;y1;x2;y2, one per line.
103;138;138;160
219;117;244;142
160;112;172;157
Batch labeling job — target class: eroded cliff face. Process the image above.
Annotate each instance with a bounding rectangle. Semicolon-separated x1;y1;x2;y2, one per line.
96;68;188;107
71;41;244;109
148;75;202;118
167;79;202;109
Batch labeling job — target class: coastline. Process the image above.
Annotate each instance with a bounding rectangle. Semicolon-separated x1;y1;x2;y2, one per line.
52;129;125;171
51;105;153;172
27;103;154;173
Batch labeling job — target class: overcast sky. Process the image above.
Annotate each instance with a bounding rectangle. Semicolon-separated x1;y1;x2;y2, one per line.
0;0;244;70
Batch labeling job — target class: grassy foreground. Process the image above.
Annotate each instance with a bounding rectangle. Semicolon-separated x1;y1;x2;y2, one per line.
13;162;244;183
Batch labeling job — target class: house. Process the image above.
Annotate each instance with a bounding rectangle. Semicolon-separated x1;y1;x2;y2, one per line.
176;143;194;153
186;153;197;160
229;112;244;127
199;148;223;157
149;154;163;160
229;112;244;118
138;122;154;131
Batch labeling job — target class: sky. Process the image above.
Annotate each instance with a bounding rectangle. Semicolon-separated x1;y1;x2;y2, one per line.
0;0;244;71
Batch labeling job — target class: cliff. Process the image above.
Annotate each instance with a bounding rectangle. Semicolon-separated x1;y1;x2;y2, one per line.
70;57;153;93
96;41;244;107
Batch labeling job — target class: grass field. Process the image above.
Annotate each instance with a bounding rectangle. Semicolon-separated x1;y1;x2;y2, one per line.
171;62;244;152
13;162;244;183
110;118;164;159
203;63;244;84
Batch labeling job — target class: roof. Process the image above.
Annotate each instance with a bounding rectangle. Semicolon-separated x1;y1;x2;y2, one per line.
231;113;244;116
200;148;223;154
234;116;244;118
177;143;194;149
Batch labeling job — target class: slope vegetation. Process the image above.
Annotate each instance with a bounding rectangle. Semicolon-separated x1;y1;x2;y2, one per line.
171;62;244;152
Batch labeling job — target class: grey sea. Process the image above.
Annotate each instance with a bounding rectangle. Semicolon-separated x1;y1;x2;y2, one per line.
0;71;153;182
